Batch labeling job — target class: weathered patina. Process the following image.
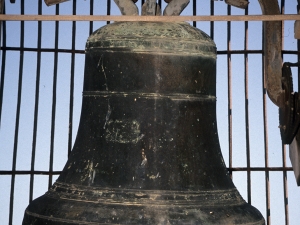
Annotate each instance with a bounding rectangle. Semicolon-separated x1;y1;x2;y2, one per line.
23;20;265;225
23;1;266;224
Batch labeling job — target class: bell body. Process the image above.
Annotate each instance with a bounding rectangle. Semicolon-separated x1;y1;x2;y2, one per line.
23;22;265;224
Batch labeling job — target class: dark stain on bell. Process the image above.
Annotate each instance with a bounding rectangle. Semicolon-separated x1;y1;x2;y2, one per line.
135;148;148;187
22;0;265;224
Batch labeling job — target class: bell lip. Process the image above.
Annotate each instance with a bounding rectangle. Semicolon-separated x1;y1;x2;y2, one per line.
46;181;246;206
23;181;265;225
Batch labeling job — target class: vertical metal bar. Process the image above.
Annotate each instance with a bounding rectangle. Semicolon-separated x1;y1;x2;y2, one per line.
227;4;233;176
29;0;42;201
262;21;271;225
263;58;271;225
48;3;60;190
158;0;162;9
89;0;94;35
298;0;300;93
192;0;196;27
281;1;289;224
244;5;251;205
106;0;111;24
0;0;4;53
298;0;300;95
282;145;289;225
9;0;24;224
0;0;6;127
210;0;214;39
67;0;76;157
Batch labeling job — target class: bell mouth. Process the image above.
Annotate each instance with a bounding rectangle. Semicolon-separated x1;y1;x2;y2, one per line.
23;181;264;225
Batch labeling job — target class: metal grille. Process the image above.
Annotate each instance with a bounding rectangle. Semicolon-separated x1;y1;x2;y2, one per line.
0;0;299;224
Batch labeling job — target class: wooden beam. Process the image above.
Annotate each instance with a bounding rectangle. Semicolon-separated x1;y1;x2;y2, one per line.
0;14;300;22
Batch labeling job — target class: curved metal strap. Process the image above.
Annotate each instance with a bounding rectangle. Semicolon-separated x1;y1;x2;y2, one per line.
163;0;190;16
145;0;157;15
258;0;283;107
114;0;139;16
225;0;249;9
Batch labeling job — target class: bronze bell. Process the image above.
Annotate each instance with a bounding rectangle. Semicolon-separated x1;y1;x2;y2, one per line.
23;2;265;225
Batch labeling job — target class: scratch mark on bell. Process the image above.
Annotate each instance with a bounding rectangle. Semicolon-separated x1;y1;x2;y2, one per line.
98;55;108;91
103;100;112;129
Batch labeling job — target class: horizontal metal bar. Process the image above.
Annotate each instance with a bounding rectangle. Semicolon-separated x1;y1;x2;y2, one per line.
0;171;62;175
0;46;85;54
229;167;293;172
0;167;293;175
282;50;300;54
3;47;299;56
1;47;264;55
2;47;300;57
218;50;263;54
0;14;300;22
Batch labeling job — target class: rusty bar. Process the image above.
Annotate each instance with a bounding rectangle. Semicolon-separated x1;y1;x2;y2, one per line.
244;6;251;205
262;22;271;225
227;4;233;176
0;0;6;127
9;1;24;224
29;0;42;203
